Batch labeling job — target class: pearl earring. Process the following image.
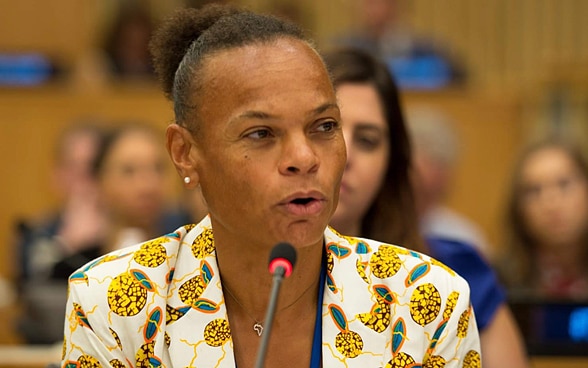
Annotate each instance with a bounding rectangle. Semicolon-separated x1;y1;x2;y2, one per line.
183;176;191;184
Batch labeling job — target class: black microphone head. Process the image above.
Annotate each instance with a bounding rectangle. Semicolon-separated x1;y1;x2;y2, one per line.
268;242;297;277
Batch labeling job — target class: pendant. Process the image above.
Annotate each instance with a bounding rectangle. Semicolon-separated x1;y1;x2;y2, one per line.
253;322;263;336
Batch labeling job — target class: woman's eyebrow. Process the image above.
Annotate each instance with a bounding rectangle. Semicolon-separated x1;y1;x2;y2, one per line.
235;110;275;121
354;123;387;132
309;102;339;116
230;102;339;124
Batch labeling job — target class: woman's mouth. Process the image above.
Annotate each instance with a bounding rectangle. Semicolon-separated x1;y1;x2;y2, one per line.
280;192;326;217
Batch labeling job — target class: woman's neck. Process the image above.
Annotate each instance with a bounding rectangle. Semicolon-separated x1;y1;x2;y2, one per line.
211;226;324;368
214;230;324;320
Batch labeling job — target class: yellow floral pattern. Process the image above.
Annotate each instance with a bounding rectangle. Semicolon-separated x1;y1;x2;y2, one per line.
204;318;231;347
409;283;442;326
384;351;415;367
107;273;148;317
133;238;168;268
463;350;481;368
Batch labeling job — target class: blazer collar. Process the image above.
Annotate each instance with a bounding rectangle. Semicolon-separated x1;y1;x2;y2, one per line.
165;219;387;367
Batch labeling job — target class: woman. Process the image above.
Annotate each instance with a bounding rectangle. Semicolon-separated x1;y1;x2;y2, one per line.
18;122;106;283
51;123;182;278
61;5;479;367
16;122;107;344
501;137;588;299
325;48;528;367
92;123;181;249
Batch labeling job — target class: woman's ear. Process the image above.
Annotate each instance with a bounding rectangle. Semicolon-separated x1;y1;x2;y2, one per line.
166;124;200;188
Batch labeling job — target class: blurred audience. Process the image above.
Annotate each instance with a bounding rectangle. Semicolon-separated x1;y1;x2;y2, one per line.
500;137;588;300
324;48;529;368
17;122;107;284
87;122;185;254
332;0;465;89
101;6;156;79
45;122;176;279
16;121;187;344
407;106;494;260
74;4;157;87
16;121;107;344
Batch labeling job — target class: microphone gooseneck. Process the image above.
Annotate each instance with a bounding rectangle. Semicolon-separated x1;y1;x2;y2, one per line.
254;242;297;368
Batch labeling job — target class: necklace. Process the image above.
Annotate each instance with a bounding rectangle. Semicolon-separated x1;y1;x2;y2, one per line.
222;280;317;337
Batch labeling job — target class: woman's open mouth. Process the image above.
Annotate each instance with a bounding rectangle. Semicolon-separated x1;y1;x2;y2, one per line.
280;192;326;217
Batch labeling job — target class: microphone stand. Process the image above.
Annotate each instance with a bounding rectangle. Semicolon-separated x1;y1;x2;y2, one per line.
254;267;286;368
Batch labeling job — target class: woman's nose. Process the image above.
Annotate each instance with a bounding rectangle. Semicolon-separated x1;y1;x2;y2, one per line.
278;134;319;175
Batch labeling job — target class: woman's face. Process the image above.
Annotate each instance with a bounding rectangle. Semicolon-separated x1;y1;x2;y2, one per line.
55;131;101;198
191;38;346;249
100;130;168;228
330;83;390;234
519;146;588;249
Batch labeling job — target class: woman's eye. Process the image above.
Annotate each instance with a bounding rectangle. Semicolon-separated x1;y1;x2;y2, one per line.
355;135;380;151
316;120;339;133
246;129;272;139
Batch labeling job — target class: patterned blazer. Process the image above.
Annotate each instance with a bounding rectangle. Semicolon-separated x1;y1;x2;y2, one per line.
62;216;481;367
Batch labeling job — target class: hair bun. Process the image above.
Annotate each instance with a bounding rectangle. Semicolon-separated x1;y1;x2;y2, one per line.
150;4;241;98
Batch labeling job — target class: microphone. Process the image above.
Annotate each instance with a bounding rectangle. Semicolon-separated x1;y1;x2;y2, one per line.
254;242;297;368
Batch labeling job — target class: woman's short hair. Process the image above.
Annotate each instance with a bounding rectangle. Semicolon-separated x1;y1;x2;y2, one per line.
149;4;310;131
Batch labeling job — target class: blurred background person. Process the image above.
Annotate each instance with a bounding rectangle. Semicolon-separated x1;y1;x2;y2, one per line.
101;5;156;79
17;121;187;344
17;121;107;285
73;3;157;88
332;0;465;89
500;137;588;300
87;122;186;256
16;121;108;344
324;47;529;368
407;106;494;260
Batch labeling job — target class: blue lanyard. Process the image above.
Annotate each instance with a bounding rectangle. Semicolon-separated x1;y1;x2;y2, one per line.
309;251;327;368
